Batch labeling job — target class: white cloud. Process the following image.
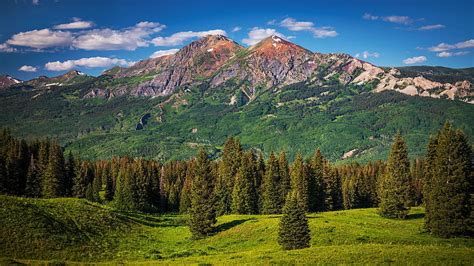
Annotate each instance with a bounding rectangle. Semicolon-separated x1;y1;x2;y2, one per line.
45;57;134;71
403;56;427;64
279;17;338;38
151;29;226;46
19;65;38;72
72;21;165;50
150;48;179;58
428;39;474;52
32;0;39;5
436;51;469;58
0;43;17;52
242;27;284;45
363;13;412;25
6;29;73;49
418;24;445;31
231;27;241;32
53;18;94;30
355;51;380;59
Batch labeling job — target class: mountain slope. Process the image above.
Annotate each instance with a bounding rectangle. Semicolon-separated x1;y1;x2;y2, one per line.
0;35;473;161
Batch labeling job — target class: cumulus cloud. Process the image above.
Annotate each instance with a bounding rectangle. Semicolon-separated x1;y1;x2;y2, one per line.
150;48;179;58
403;56;427;64
231;27;241;33
363;13;412;25
242;27;285;45
418;24;445;31
436;51;469;58
72;21;165;50
6;29;73;49
151;29;226;46
428;39;474;52
45;57;134;71
0;43;17;52
19;65;38;72
279;17;338;38
355;51;380;59
32;0;39;5
53;18;94;30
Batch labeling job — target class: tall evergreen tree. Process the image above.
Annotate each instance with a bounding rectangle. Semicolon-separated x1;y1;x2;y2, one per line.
310;149;326;212
113;166;136;210
73;161;92;198
215;137;242;215
278;191;311;250
232;151;258;214
262;152;282;214
188;149;216;238
278;151;291;207
291;154;309;211
42;142;65;198
323;162;343;211
91;174;101;202
428;122;473;237
423;135;438;231
25;154;41;198
63;151;76;197
103;165;114;202
378;133;413;219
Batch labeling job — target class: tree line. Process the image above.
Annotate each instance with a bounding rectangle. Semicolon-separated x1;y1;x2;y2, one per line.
0;122;472;243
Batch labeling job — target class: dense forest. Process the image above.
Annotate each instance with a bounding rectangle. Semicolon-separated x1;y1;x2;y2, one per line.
0;122;472;241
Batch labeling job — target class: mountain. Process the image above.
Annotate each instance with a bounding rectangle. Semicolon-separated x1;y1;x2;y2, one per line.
0;35;473;161
0;75;21;89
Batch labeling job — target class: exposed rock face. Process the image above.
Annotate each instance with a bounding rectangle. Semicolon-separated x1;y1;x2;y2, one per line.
26;70;87;88
0;75;21;89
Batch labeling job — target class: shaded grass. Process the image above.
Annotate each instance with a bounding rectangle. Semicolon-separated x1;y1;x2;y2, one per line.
0;195;473;264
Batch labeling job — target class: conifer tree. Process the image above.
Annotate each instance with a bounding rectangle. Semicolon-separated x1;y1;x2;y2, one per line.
103;165;114;202
92;173;101;202
232;151;257;214
42;142;65;198
113;166;136;210
85;182;94;201
423;135;438;231
291;154;309;211
25;154;41;198
73;161;92;198
323;162;343;211
63;151;76;197
215;137;242;215
378;133;413;219
188;149;216;238
278;151;291;207
310;149;326;212
428;122;472;237
278;191;311;250
262;152;282;214
254;151;265;213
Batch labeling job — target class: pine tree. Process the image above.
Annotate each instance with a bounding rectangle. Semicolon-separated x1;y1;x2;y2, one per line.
278;191;311;250
278;151;291;207
25;154;41;197
103;165;114;202
113;166;136;210
428;122;473;237
254;151;265;213
92;173;101;202
378;133;413;219
231;151;257;214
423;135;438;231
215;137;242;215
310;149;325;212
73;161;92;198
291;154;309;211
63;151;76;197
323;162;343;211
42;142;65;198
262;152;282;214
188;149;216;238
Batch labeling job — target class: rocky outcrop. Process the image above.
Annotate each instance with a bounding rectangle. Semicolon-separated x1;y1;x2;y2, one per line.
0;75;21;89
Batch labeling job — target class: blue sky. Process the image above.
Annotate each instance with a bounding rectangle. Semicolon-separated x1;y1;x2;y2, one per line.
1;0;473;80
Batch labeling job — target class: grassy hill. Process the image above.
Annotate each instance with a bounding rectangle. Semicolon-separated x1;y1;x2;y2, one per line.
1;195;473;264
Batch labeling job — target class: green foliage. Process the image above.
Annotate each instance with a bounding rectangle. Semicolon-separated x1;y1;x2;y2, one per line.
188;149;216;238
425;122;473;237
231;151;258;214
42;142;65;198
261;152;281;214
278;191;311;250
378;134;413;219
290;154;309;211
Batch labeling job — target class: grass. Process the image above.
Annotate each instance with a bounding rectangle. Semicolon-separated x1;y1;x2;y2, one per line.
1;195;473;265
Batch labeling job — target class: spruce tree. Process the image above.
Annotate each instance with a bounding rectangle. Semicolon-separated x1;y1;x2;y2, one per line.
378;133;413;219
428;122;472;237
42;142;65;198
25;154;41;198
73;161;92;198
262;152;281;214
103;165;114;202
278;191;311;250
63;151;76;197
423;135;438;231
323;162;343;211
278;151;291;208
291;154;309;211
92;174;101;202
215;137;242;215
310;149;326;212
113;166;136;210
188;148;216;238
232;151;258;214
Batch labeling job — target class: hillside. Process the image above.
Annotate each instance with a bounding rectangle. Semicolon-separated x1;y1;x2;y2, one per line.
1;195;472;264
0;35;473;162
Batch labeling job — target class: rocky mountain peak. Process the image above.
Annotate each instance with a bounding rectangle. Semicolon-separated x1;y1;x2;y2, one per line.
0;75;21;89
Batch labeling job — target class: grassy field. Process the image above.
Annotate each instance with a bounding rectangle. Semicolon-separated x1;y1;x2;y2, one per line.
1;195;473;265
